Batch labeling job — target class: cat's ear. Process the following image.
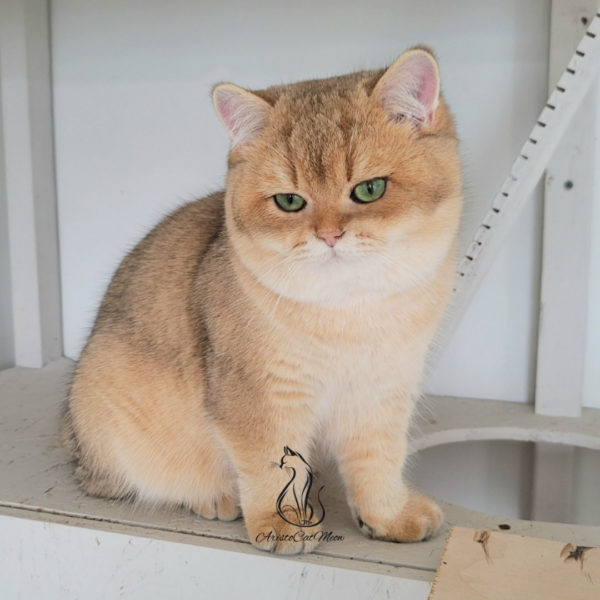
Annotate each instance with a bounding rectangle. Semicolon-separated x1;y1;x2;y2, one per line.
284;446;291;456
374;48;440;127
212;83;272;147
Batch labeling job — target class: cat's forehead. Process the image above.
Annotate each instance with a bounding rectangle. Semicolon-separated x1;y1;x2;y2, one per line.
258;69;382;104
259;69;382;135
257;73;384;185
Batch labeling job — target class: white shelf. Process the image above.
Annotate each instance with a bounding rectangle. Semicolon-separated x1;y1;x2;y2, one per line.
1;359;598;592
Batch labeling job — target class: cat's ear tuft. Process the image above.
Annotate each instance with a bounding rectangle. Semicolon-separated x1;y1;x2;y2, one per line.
374;48;440;127
212;83;272;147
284;446;291;456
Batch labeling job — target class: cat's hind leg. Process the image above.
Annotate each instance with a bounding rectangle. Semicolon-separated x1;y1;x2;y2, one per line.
189;495;241;521
64;334;239;520
61;403;131;500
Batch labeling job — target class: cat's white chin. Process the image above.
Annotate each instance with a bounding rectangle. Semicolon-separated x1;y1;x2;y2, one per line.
272;237;452;306
286;264;425;306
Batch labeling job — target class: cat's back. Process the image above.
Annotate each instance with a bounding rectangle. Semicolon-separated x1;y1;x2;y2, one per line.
90;191;225;350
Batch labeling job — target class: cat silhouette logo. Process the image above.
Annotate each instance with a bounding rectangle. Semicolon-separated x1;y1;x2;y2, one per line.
275;447;325;527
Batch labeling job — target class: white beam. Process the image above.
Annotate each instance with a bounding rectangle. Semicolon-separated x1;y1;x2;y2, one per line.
535;0;598;418
0;0;62;368
0;515;432;600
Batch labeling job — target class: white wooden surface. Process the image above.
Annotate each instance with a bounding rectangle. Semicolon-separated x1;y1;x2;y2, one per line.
535;0;599;418
0;512;432;600
0;117;14;370
1;359;599;596
531;442;576;523
0;0;62;368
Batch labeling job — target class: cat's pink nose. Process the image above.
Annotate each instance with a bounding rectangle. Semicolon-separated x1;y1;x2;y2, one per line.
316;230;345;247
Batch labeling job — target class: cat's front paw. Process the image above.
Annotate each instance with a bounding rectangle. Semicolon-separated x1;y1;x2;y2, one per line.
245;508;322;555
355;492;443;543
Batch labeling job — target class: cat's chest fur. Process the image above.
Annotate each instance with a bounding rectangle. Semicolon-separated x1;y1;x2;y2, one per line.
263;293;436;408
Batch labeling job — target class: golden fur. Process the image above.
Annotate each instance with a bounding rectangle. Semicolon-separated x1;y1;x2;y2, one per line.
63;47;462;555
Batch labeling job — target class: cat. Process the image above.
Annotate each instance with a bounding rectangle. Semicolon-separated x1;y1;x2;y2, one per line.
277;447;324;527
62;46;462;556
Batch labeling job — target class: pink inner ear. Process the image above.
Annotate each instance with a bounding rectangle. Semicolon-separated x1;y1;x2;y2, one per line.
409;55;438;115
213;86;269;146
380;53;439;126
213;88;246;139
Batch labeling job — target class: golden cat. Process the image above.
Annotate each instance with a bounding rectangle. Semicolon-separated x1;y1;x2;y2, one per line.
62;47;462;555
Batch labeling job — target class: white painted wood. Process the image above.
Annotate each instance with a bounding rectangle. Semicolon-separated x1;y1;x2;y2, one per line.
413;395;600;454
583;78;600;409
536;98;596;416
434;9;600;364
531;443;575;523
0;103;15;370
0;514;431;600
535;0;599;418
1;359;599;585
0;0;62;368
535;0;600;417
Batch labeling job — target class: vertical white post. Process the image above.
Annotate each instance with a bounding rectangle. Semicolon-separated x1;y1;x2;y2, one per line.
0;0;62;368
535;0;598;417
0;86;15;370
530;442;575;523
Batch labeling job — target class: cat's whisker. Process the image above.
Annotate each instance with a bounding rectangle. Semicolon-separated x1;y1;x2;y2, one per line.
235;248;305;334
372;253;438;306
266;261;304;333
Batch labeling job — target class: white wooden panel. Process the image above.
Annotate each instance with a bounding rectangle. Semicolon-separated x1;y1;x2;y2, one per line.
535;0;599;418
531;443;575;523
582;76;600;410
0;0;62;368
0;93;14;370
0;515;431;600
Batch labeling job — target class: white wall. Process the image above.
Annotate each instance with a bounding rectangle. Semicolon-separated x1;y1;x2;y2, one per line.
0;85;15;371
52;0;554;403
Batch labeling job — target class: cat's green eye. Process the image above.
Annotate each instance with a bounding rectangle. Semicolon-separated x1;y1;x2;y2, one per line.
274;193;306;212
351;178;387;203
